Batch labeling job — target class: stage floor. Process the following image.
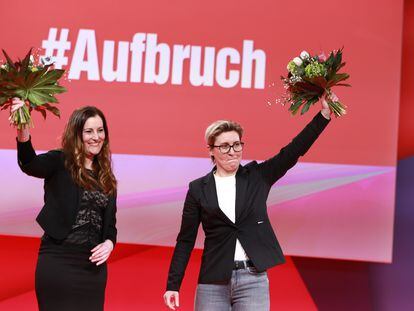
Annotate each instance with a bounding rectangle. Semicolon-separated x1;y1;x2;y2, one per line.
0;235;317;310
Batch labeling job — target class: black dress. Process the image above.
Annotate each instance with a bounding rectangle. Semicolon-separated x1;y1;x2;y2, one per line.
35;187;109;311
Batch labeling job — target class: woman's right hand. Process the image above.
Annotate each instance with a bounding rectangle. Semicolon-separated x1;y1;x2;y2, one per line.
12;98;30;142
163;291;179;310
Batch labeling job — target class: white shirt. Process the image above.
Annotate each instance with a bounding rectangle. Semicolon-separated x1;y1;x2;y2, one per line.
214;173;248;261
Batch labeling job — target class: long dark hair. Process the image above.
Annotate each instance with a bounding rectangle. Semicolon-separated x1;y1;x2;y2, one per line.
61;106;117;195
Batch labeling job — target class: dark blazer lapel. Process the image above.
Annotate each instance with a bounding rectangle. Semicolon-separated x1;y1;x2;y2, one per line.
202;169;235;226
235;165;248;222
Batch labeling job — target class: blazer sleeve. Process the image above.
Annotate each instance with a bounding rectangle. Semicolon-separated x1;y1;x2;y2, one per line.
258;112;330;186
17;137;61;179
166;183;201;291
105;192;118;246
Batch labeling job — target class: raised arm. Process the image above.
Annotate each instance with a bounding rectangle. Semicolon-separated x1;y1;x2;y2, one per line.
258;101;331;186
16;122;62;180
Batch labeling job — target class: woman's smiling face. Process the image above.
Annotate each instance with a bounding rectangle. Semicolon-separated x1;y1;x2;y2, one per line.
82;115;105;158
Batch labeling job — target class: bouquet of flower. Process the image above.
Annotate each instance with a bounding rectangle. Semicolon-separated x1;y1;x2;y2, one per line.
0;49;66;129
280;48;350;117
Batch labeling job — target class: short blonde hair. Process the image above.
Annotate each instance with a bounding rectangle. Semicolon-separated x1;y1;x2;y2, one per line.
205;120;243;162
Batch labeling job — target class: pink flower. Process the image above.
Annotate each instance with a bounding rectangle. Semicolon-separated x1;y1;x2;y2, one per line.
329;91;339;102
318;52;327;62
11;98;25;113
300;51;310;59
292;57;303;66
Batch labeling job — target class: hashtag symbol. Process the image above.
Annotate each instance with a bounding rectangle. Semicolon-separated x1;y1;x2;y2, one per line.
41;28;71;69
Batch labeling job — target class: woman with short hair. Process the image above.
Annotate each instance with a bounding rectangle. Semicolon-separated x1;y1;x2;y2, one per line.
164;99;332;310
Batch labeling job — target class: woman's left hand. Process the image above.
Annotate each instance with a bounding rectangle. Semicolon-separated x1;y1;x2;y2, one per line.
90;239;114;265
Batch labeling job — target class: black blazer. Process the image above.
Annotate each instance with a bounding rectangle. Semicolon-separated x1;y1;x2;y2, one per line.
166;112;330;291
17;139;117;245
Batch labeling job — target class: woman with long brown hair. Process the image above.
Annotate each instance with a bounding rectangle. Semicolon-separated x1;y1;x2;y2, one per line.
15;102;117;311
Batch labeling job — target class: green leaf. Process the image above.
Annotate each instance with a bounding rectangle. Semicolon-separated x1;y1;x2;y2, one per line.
301;97;319;115
301;101;312;115
32;85;67;94
336;62;346;71
32;69;65;88
327;73;350;88
14;89;27;98
289;99;304;115
25;66;48;87
29;89;60;105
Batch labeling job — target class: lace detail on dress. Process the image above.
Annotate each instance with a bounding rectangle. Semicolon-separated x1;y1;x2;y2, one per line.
63;189;109;247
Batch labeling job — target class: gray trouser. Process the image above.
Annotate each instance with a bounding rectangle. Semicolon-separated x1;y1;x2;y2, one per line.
195;268;270;311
